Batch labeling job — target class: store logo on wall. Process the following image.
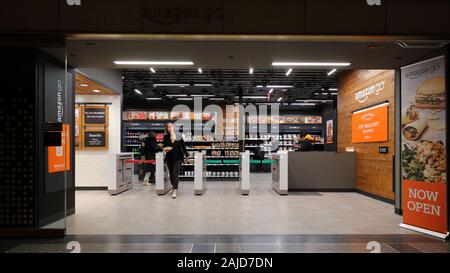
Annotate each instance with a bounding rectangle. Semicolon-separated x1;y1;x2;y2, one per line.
405;64;441;80
354;81;385;103
57;80;64;123
366;0;381;6
142;5;224;25
66;0;81;6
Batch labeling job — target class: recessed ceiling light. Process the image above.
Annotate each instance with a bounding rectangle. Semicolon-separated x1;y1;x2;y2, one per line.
322;92;329;95
329;88;338;91
154;83;190;87
134;89;143;95
266;85;293;88
286;69;293;76
80;84;89;87
331;93;338;95
327;69;337;76
92;89;101;93
291;103;316;106
150;68;156;73
256;85;264;88
167;94;188;97
240;96;266;99
114;61;194;66
272;62;351;67
314;93;320;95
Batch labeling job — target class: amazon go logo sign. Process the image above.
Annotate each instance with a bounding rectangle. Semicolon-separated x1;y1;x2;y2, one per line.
366;0;381;5
354;81;385;103
66;0;81;6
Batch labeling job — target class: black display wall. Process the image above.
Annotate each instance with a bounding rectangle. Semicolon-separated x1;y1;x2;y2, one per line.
0;49;37;228
37;51;75;227
0;48;75;230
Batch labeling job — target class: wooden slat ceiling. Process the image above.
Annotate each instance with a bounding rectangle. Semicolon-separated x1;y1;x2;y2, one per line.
76;73;117;95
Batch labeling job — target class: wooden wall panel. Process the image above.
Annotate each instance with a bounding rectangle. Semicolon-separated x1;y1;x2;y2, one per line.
338;70;395;200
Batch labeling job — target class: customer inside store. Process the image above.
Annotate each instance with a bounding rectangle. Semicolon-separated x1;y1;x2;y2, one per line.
141;131;163;186
163;123;189;199
297;130;315;152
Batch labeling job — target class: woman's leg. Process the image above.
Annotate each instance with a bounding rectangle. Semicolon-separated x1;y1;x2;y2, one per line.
167;161;175;188
171;160;182;190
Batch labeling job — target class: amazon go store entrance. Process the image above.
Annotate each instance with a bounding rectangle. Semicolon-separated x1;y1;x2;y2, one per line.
16;38;441;239
0;2;449;245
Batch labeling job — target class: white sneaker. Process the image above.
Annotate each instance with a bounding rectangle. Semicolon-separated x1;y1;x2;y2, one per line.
143;181;150;186
172;190;177;199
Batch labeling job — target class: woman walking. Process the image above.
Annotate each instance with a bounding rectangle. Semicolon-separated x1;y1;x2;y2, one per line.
163;123;188;199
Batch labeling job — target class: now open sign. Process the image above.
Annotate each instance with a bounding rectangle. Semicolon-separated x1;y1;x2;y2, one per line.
402;180;447;234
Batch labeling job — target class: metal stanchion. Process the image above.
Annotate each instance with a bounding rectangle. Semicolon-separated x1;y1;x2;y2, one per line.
240;151;250;195
155;152;171;195
194;151;206;195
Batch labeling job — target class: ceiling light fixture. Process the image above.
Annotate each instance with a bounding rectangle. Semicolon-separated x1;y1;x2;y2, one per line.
291;103;316;106
272;62;351;67
167;94;188;97
114;61;194;66
314;93;320;95
266;85;294;88
80;84;89;87
249;68;254;74
331;93;338;95
134;89;143;95
322;93;329;95
194;84;212;87
327;69;337;76
150;68;156;73
209;98;225;101
92;89;101;93
191;94;214;97
256;85;264;88
198;68;203;73
240;96;267;99
286;69;293;76
154;83;190;87
277;97;283;102
146;98;162;100
268;89;274;94
177;98;194;101
329;88;338;91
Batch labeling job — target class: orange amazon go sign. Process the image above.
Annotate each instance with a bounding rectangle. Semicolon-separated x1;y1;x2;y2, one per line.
48;124;71;173
352;103;388;143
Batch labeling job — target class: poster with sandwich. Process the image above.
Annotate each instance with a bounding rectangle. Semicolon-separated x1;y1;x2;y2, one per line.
400;56;447;236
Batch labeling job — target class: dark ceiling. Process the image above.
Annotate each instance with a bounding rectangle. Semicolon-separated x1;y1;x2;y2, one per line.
122;68;338;103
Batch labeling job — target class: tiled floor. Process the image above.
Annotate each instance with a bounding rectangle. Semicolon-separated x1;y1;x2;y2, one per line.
2;174;448;253
66;173;412;235
2;234;446;253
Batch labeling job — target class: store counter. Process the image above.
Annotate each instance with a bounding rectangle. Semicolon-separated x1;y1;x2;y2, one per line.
272;151;355;194
288;151;355;191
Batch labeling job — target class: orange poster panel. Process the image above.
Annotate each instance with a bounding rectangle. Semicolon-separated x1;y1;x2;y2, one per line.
352;104;388;143
402;180;447;234
48;124;71;173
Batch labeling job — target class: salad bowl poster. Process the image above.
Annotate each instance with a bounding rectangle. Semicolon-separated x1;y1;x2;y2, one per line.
401;56;447;235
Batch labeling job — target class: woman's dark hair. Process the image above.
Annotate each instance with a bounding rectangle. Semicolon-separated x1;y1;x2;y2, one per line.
300;130;307;138
148;131;156;140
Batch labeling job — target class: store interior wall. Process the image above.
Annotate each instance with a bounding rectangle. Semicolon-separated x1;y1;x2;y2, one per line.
75;92;122;188
337;70;395;201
